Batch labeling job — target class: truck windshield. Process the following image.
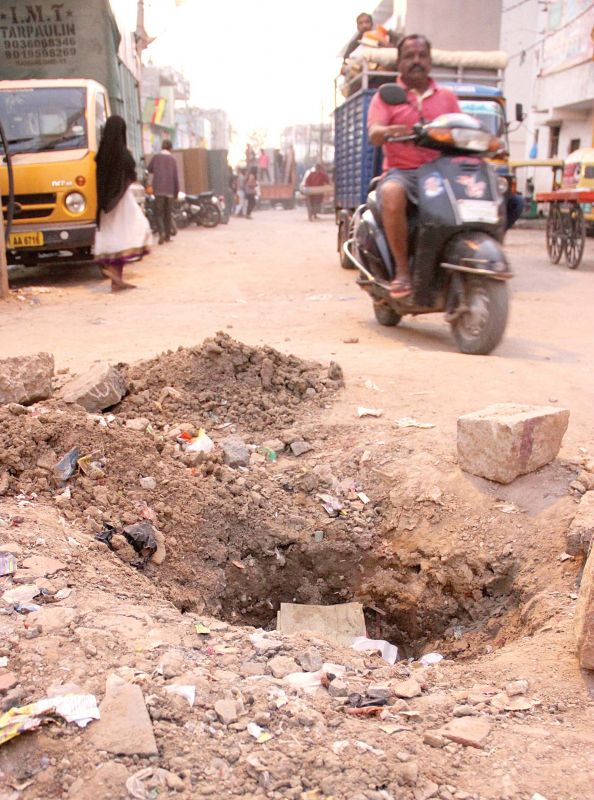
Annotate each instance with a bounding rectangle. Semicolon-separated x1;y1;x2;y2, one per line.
458;99;505;138
0;87;87;155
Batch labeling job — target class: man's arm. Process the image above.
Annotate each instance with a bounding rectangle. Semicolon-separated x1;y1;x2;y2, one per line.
368;123;410;147
147;156;155;174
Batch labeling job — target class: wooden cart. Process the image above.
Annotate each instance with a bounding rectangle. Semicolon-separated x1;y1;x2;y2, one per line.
536;188;594;269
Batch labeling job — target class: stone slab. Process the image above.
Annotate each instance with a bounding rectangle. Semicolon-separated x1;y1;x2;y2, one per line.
90;675;157;756
457;403;569;484
60;363;126;413
575;544;594;670
0;352;54;406
437;716;491;748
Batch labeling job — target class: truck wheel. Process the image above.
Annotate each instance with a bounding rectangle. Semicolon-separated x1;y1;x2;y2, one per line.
451;277;509;355
338;221;355;270
373;301;401;327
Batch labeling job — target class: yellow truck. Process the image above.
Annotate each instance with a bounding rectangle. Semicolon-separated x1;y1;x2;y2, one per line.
0;0;142;266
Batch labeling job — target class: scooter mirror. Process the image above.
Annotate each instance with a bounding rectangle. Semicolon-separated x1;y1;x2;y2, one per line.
379;84;408;106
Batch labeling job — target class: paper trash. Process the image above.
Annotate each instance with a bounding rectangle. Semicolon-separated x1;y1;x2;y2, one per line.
164;684;196;707
0;694;99;746
357;407;383;418
395;417;435;429
0;552;17;576
419;652;443;666
352;637;398;665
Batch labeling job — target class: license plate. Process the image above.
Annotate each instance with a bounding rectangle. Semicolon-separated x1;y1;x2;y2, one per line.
457;200;499;223
8;231;44;248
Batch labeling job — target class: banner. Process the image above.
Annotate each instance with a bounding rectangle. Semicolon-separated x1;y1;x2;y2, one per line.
541;1;594;75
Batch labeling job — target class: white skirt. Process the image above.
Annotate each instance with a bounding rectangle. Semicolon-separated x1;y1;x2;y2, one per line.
95;185;152;262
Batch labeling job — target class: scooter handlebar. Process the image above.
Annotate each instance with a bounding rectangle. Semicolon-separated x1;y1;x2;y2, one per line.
384;134;418;143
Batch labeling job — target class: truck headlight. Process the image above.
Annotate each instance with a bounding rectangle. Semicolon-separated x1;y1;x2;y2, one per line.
65;191;86;214
496;176;509;195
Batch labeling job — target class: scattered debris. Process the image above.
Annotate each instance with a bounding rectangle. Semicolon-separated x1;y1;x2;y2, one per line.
0;694;99;746
396;417;436;429
0;352;54;406
277;602;366;646
357;407;383;418
352;636;398;665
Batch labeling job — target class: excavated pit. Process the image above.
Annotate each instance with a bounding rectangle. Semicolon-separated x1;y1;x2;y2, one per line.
0;332;562;663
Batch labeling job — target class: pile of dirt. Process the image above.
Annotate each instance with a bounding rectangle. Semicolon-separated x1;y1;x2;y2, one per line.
118;332;344;433
0;334;583;659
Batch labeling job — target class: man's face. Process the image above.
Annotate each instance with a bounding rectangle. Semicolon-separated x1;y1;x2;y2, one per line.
357;15;373;34
398;38;432;87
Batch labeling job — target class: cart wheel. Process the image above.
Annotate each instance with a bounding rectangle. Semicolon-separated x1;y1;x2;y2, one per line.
546;202;564;264
564;203;585;269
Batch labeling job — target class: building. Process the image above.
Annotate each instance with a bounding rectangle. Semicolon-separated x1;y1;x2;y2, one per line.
281;124;334;168
501;0;594;192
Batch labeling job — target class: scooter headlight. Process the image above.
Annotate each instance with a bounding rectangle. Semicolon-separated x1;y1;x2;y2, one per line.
65;191;86;214
428;127;500;153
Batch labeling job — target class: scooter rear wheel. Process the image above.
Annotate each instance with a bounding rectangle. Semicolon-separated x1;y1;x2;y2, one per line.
373;301;401;327
451;277;508;355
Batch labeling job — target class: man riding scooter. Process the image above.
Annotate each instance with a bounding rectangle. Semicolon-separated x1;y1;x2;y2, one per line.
367;34;460;298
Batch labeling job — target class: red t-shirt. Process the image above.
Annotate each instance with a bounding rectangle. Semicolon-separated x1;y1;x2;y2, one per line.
367;78;461;171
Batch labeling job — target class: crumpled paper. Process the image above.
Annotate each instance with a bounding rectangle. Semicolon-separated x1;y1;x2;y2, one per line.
0;694;99;746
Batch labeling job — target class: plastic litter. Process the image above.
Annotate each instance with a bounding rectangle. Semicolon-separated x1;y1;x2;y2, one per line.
164;684;195;707
352;636;398;665
395;417;435;429
357;407;383;418
347;693;388;709
419;652;443;666
0;694;99;746
316;493;344;517
126;768;179;800
77;453;106;480
54;447;80;481
195;622;211;635
0;552;17;576
260;447;278;462
185;429;214;454
355;740;385;756
0;657;7;668
15;603;42;614
247;721;273;743
284;663;346;694
2;584;40;605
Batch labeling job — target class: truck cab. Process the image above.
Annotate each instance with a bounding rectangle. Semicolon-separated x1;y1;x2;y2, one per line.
0;78;110;265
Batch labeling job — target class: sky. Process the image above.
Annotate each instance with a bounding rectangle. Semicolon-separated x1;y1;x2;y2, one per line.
131;0;393;152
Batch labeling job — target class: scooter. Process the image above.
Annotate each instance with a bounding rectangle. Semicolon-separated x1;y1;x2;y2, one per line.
178;191;223;228
343;84;513;355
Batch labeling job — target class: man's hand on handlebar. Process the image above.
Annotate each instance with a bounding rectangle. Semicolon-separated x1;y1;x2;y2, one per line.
383;124;410;140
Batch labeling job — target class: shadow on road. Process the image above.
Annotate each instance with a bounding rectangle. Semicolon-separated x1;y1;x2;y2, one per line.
8;260;103;290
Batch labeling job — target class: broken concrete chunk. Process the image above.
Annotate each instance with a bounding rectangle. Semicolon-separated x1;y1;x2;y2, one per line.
91;676;157;756
566;491;594;556
28;606;77;632
575;544;594;670
0;352;54;406
290;440;313;457
393;678;422;699
437;716;491;748
267;656;299;679
457;403;569;484
60;362;126;413
214;698;238;725
21;555;66;578
221;435;250;468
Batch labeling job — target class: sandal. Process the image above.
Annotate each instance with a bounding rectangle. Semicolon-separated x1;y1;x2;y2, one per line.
388;278;412;299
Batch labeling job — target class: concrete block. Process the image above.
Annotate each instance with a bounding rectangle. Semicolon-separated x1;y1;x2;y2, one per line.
566;491;594;556
61;362;126;412
457;403;569;484
575;544;594;670
0;352;54;405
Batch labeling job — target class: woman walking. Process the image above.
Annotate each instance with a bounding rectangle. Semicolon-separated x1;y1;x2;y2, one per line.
95;115;151;291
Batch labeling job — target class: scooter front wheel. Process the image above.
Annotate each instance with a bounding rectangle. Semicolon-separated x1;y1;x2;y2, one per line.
373;301;402;327
451;277;509;355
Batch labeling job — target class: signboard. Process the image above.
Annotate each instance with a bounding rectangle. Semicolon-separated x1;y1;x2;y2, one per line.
0;0;121;103
541;1;594;75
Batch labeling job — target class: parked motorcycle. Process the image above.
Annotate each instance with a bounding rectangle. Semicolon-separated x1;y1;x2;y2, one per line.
144;193;178;236
178;191;222;227
343;84;512;355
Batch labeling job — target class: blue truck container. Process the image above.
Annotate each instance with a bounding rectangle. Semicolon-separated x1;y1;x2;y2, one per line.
334;90;380;210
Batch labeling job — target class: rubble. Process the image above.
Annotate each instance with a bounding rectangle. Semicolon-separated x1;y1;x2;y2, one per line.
60;362;127;412
90;676;158;756
0;352;54;406
575;543;594;670
566;490;594;556
457;403;569;483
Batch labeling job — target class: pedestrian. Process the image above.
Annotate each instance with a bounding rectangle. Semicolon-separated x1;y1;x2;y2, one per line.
303;163;330;220
235;167;246;216
258;149;270;182
94;115;150;291
244;170;258;219
147;139;180;244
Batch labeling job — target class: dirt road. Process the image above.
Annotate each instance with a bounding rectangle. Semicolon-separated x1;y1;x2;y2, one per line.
2;210;593;453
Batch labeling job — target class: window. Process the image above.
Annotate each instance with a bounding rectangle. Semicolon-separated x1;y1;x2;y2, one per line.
95;93;107;147
568;138;580;154
0;87;87;154
548;125;561;158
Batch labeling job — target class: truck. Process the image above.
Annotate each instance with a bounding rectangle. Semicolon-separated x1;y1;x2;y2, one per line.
0;0;142;266
334;49;514;268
